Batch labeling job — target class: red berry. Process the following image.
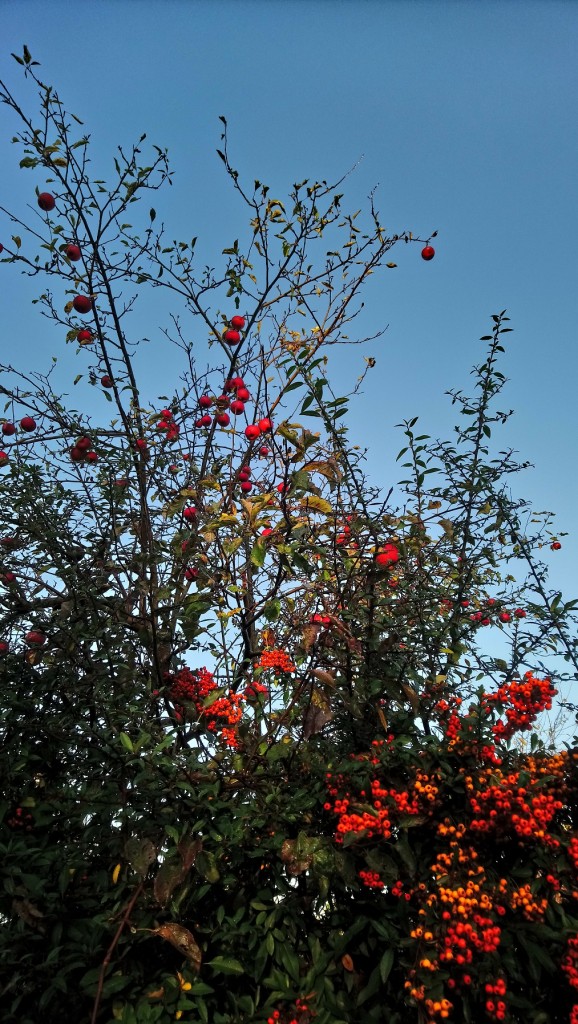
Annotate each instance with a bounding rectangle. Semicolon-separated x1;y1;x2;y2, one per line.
20;416;36;432
261;528;273;537
2;423;16;436
239;465;251;477
375;543;399;568
77;329;93;344
215;412;230;427
223;329;241;345
199;395;212;408
0;452;9;468
135;438;147;451
245;424;261;441
216;395;230;408
25;630;46;647
421;245;435;261
499;611;511;623
184;567;198;581
65;243;81;261
259;446;270;457
197;414;212;427
240;480;252;492
230;315;246;330
37;192;56;212
277;482;289;493
183;506;197;521
551;541;562;550
258;417;272;432
70;446;84;462
236;387;251;402
73;294;93;314
230;400;245;415
232;376;244;388
160;408;173;420
514;608;526;618
85;451;98;463
76;436;92;451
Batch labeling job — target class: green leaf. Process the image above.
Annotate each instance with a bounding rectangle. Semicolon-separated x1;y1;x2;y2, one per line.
208;956;244;976
250;540;267;568
120;731;134;753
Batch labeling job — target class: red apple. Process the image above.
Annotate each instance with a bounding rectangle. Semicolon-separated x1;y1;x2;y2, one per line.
375;543;399;568
259;446;270;457
245;424;261;441
77;329;93;344
199;395;212;408
215;412;230;427
199;414;212;427
20;416;36;432
230;315;246;330
25;630;46;647
0;244;3;254
37;192;55;212
65;243;81;261
240;480;253;493
230;400;245;415
100;375;113;388
69;446;85;462
499;611;511;623
183;506;197;522
184;567;198;581
239;465;251;478
85;451;98;463
135;439;147;451
73;295;93;314
277;481;289;493
261;528;273;537
232;377;244;388
223;329;241;345
76;436;92;451
258;417;272;432
2;423;16;436
514;608;526;618
551;541;562;550
224;379;237;393
236;387;251;403
421;245;435;261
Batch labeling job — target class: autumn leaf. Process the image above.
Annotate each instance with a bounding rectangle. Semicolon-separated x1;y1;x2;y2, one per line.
151;922;202;970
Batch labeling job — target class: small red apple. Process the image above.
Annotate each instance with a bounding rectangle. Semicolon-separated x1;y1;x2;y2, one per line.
25;630;46;647
245;424;261;441
37;192;56;212
259;446;270;457
76;436;92;451
230;399;245;415
2;423;16;436
258;417;272;432
69;446;85;462
100;375;113;388
240;480;253;493
236;388;251;403
230;315;246;330
232;377;244;388
199;395;212;408
135;438;147;451
73;295;93;314
223;329;241;345
375;543;399;568
183;506;197;522
215;412;230;427
20;416;36;432
239;465;251;478
277;481;289;493
499;611;511;623
199;414;212;427
421;245;435;261
514;608;526;618
85;451;98;463
169;464;179;474
77;329;93;344
261;528;273;537
184;567;198;581
551;541;562;550
65;243;81;261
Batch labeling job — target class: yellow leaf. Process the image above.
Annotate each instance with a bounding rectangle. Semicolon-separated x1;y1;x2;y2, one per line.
299;495;333;516
112;862;121;885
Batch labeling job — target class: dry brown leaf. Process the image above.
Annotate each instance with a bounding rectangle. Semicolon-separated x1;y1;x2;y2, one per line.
152;922;202;971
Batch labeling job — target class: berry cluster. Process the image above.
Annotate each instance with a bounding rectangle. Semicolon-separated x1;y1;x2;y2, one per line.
257;649;296;673
156;408;180;442
482;672;557;741
164;666;243;747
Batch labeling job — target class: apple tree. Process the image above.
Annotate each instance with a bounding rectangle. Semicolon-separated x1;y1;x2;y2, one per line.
2;47;578;1024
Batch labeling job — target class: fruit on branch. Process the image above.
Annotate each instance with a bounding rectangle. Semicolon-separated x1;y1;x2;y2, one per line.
223;329;241;345
184;567;198;581
215;412;230;427
20;416;36;432
1;572;16;584
259;446;270;457
195;415;212;427
85;451;98;463
25;630;46;647
240;480;252;493
0;452;9;468
2;423;16;436
421;245;435;261
77;329;93;344
183;506;197;522
230;315;245;330
100;375;113;388
73;295;93;314
230;400;245;415
375;543;400;567
135;439;147;451
198;395;212;409
37;192;55;212
499;612;511;623
76;436;92;451
69;446;84;462
258;418;272;433
551;542;562;550
0;641;9;654
245;424;261;441
64;243;81;261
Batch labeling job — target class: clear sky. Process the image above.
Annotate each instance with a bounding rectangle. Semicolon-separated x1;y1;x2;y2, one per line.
1;0;577;608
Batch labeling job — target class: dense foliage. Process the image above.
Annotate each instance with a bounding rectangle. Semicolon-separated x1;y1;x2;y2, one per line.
1;48;578;1024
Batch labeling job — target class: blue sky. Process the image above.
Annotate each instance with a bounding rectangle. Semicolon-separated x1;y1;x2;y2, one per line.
1;0;577;610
